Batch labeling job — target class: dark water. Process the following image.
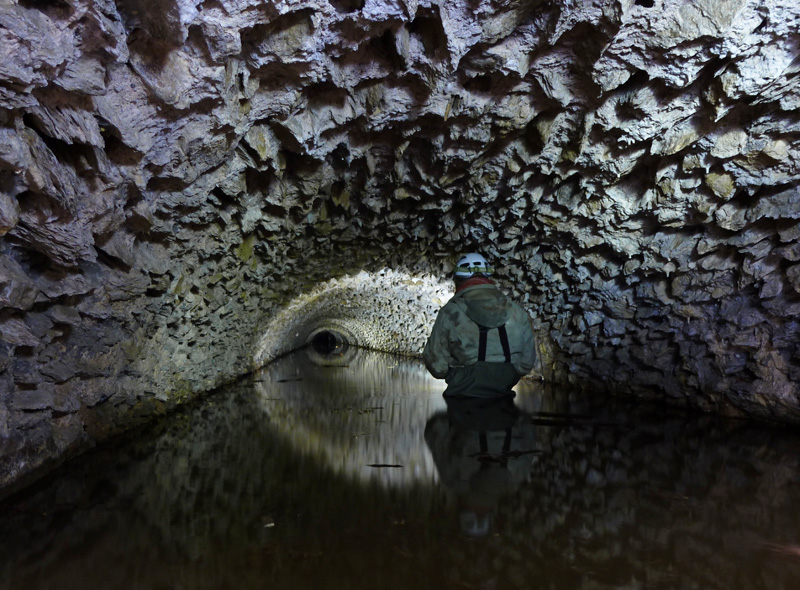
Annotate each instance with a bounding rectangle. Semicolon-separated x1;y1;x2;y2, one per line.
2;347;800;590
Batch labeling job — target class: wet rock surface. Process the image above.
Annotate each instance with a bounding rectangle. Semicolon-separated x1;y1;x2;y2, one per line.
1;0;800;489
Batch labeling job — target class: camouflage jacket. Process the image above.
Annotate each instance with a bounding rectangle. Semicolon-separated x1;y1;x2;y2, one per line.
423;283;536;379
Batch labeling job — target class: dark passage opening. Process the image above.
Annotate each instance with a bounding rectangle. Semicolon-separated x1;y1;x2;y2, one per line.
310;330;347;354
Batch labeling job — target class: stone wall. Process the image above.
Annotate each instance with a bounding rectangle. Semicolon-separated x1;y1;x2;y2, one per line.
1;0;800;492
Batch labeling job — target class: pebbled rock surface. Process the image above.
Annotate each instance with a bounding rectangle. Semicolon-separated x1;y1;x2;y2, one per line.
1;0;800;491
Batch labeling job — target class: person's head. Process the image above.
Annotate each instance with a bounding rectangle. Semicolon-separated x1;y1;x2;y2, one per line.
453;252;493;287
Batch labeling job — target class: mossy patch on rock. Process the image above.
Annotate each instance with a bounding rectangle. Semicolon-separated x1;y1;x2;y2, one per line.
235;234;256;263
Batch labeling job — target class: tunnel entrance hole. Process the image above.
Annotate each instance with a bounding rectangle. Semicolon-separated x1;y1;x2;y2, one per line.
307;328;350;355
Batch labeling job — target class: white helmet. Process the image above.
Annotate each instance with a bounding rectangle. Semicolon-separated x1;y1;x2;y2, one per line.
454;253;493;278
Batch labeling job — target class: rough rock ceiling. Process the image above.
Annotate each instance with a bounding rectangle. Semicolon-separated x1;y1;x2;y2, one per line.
1;0;800;490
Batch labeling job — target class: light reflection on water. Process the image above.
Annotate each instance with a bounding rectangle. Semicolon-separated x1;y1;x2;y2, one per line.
1;348;800;590
255;345;446;488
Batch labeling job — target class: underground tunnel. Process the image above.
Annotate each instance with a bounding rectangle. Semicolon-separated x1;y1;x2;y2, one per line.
1;0;800;497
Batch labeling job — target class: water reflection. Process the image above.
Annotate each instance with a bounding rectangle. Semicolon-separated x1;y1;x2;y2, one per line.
254;348;446;487
1;348;800;590
425;397;534;538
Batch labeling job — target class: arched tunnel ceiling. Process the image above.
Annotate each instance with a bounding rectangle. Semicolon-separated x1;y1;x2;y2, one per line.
1;0;800;490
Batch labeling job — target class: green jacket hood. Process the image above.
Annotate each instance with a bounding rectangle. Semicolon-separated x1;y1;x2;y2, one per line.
458;285;510;328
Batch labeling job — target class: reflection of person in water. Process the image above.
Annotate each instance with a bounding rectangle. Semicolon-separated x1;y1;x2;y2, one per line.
423;253;536;398
424;396;528;538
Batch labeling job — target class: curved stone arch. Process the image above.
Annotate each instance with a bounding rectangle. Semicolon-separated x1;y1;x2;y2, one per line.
253;269;453;367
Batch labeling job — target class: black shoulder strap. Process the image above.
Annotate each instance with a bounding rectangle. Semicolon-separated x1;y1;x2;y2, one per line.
478;325;489;362
477;324;511;363
498;325;511;363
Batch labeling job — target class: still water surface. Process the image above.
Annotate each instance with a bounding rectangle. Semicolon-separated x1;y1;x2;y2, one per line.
2;347;800;590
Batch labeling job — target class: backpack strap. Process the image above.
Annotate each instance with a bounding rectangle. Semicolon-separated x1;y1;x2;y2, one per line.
498;324;511;363
477;324;512;363
478;325;490;361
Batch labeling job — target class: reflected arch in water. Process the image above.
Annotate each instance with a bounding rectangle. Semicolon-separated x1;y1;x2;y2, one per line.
253;348;446;488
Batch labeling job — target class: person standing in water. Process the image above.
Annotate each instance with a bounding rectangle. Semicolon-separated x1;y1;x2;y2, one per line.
423;253;536;397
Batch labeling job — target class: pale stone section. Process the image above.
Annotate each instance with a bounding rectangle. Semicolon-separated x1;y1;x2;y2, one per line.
1;0;800;493
254;269;453;365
